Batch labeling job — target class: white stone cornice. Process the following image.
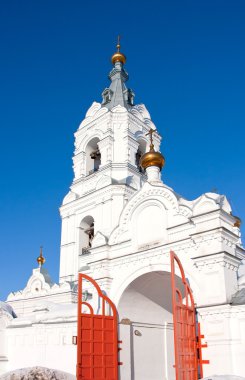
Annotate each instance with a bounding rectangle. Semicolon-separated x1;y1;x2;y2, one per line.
190;226;240;250
197;304;245;320
60;185;135;218
192;252;241;272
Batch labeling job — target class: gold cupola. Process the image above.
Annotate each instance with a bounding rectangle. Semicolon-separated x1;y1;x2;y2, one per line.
37;246;45;267
233;215;242;228
140;128;165;170
111;36;126;65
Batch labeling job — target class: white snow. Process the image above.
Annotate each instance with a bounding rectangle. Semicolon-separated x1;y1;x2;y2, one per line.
0;367;75;380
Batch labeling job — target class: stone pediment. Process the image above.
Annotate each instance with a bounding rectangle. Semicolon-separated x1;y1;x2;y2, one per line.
7;268;74;301
7;268;53;300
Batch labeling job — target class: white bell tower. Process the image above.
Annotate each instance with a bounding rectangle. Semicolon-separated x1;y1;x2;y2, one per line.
59;41;162;283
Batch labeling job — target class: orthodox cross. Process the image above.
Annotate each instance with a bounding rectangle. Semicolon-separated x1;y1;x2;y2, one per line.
146;128;155;151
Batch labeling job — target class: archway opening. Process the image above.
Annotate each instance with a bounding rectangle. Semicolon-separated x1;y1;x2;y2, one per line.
85;137;101;175
79;216;94;255
118;271;184;380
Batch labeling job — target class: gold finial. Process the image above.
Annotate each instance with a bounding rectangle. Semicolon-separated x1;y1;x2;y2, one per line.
139;128;165;170
233;215;241;228
37;246;45;267
117;35;121;52
111;35;126;65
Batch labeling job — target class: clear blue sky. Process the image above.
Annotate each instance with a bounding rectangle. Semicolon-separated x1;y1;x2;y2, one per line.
0;0;244;300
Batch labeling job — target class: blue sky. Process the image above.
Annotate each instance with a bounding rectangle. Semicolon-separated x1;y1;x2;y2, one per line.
0;0;244;300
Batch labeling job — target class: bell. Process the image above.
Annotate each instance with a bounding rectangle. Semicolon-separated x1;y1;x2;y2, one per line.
90;151;97;159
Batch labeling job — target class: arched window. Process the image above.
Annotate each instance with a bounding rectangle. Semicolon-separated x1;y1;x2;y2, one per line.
79;216;95;255
85;138;101;175
136;138;146;172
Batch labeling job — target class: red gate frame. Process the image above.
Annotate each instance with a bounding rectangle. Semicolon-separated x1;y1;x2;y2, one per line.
171;250;209;380
76;273;120;380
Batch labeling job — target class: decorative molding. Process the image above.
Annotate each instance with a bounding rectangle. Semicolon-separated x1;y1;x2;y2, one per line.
192;252;241;272
7;268;75;302
109;185;179;245
198;304;245;321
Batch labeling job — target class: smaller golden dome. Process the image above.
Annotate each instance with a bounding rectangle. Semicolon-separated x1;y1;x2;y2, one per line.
234;215;241;228
37;246;45;267
140;128;165;170
111;51;126;65
111;36;126;65
140;148;165;170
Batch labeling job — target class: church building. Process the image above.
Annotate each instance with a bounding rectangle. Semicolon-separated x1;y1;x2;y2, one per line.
0;42;245;380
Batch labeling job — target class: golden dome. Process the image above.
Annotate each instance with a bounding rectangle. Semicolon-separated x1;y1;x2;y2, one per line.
111;51;126;65
37;246;45;267
234;215;241;228
111;36;126;65
140;148;165;170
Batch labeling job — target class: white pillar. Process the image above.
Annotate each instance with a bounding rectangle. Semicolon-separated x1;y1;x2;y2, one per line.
145;166;161;182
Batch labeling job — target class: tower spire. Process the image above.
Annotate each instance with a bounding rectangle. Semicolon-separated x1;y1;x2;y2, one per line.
102;37;134;109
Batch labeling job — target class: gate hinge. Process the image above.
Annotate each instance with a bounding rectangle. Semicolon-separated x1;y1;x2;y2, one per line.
72;336;77;345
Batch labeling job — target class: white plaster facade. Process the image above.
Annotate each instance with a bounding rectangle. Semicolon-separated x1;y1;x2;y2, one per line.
1;52;245;380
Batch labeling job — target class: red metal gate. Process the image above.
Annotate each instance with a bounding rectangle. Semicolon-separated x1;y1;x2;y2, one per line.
171;250;209;380
76;273;120;380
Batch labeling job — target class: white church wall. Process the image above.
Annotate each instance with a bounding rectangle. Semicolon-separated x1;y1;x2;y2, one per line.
119;322;174;380
193;252;241;306
0;312;12;375
6;321;77;376
199;305;245;378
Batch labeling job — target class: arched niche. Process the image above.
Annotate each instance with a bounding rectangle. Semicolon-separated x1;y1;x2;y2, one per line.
132;200;168;247
85;137;101;175
79;216;94;254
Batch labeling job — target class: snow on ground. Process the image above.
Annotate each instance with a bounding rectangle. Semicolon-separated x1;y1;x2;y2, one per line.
0;367;75;380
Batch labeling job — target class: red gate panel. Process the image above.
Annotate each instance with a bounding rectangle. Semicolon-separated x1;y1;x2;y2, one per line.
77;274;119;380
170;250;209;380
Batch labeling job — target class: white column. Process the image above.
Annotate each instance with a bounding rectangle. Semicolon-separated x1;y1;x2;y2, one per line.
145;166;161;182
